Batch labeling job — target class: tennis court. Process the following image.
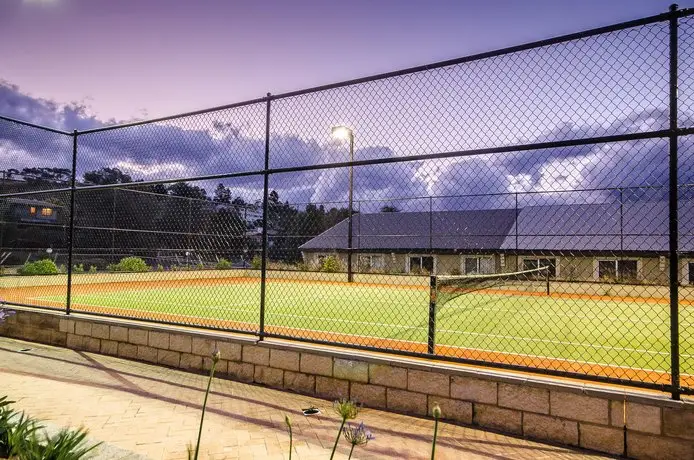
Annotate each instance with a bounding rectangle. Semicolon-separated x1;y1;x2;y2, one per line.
6;269;693;385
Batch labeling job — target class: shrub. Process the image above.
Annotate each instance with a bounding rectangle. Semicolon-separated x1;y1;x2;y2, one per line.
18;259;59;276
197;262;205;270
216;258;233;270
0;396;100;459
58;264;67;274
251;255;262;270
88;265;97;273
157;264;165;272
296;262;310;272
107;256;149;273
320;255;342;273
72;264;84;274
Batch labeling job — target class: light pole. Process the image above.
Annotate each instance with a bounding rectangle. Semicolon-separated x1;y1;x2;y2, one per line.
331;125;355;282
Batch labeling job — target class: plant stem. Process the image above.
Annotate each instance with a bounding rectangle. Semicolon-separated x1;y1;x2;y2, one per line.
347;443;356;460
194;360;217;460
329;418;346;460
430;418;439;460
288;422;293;460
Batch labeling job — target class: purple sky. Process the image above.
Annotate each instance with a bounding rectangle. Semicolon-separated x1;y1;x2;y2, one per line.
2;0;694;211
1;0;690;120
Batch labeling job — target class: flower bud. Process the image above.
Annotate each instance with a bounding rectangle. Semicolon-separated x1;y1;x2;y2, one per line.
432;403;442;419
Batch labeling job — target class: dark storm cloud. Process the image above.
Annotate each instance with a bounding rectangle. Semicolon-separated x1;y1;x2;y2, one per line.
2;81;692;209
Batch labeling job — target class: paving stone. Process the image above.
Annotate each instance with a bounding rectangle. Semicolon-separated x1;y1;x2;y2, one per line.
524;413;578;446
369;363;407;389
300;353;333;377
315;376;349;400
474;404;522;435
242;345;269;366
450;376;497;404
269;349;300;371
333;358;368;383
498;383;549;414
550;391;608;425
580;423;624;456
408;369;449;397
387;388;427;416
110;326;129;342
350;383;386;408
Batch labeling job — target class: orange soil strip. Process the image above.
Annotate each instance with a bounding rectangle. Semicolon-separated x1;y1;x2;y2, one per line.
3;276;693;388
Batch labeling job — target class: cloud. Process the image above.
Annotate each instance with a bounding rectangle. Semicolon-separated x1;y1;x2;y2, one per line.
1;80;691;211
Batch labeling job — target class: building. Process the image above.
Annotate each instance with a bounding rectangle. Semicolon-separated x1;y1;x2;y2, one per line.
299;200;694;285
2;198;59;224
0;198;64;254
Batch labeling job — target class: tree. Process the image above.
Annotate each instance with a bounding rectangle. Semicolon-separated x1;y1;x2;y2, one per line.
83;167;132;185
380;205;400;213
213;183;231;203
19;167;72;185
167;182;208;200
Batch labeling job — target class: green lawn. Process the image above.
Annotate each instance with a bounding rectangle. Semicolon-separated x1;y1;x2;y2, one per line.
39;280;694;375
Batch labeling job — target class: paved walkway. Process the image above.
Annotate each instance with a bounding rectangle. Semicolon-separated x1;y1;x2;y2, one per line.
0;337;612;459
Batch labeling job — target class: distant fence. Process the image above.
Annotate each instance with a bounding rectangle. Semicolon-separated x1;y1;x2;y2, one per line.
2;5;694;399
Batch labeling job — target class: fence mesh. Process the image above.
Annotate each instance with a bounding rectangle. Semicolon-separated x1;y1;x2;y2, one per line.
3;10;694;395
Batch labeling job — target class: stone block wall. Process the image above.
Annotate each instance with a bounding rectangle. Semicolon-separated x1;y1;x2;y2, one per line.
1;307;693;459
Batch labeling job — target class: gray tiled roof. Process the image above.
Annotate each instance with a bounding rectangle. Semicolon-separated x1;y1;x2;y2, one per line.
300;201;694;253
300;209;516;251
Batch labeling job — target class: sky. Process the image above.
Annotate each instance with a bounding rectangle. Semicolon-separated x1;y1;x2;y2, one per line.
1;0;691;121
2;0;694;211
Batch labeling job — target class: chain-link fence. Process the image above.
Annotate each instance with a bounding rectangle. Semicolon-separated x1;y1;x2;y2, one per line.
2;6;694;398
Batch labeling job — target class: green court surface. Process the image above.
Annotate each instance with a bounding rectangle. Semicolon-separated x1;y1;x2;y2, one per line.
38;279;694;375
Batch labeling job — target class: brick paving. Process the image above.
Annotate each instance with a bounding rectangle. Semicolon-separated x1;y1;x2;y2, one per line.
0;337;612;459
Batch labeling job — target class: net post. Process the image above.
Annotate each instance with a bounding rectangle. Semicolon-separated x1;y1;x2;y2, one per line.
428;275;437;354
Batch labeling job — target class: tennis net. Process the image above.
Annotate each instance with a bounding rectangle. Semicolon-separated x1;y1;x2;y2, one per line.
434;265;551;308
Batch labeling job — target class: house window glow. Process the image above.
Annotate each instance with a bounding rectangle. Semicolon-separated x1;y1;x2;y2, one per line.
41;208;53;217
29;207;36;214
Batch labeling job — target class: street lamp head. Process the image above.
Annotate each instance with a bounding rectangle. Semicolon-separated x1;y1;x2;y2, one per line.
331;125;353;141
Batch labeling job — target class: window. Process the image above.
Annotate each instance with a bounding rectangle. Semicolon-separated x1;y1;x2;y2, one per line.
598;259;638;281
409;256;434;274
40;208;53;217
29;207;36;215
522;258;557;278
463;256;494;275
358;255;384;272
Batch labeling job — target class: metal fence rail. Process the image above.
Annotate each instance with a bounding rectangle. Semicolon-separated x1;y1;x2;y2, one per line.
2;5;694;399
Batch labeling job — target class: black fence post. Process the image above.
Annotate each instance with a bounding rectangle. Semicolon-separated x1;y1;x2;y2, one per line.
259;93;272;339
65;130;78;315
428;275;437;354
668;3;681;400
619;187;624;252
